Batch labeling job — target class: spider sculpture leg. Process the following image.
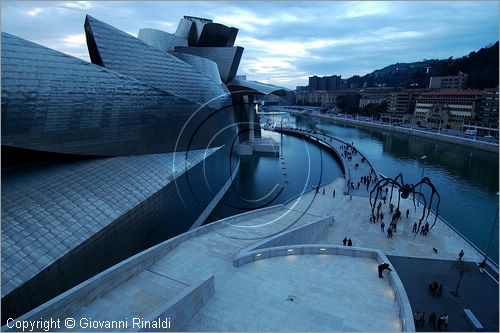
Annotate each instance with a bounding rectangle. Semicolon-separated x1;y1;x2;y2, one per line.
412;191;428;239
389;184;395;205
397;190;401;210
413;177;441;230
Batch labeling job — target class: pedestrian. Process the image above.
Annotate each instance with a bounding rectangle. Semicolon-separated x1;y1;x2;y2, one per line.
387;227;393;238
459;249;464;260
412;222;417;233
383;196;387;204
357;182;360;189
347;238;352;246
414;311;420;328
322;187;325;195
389;203;394;214
429;311;437;328
479;260;486;273
378;263;392;278
437;315;444;331
333;189;336;198
443;313;448;331
315;186;319;194
380;212;384;221
406;208;410;218
437;283;443;296
419;312;426;328
381;222;385;232
343;237;347;246
385;187;388;195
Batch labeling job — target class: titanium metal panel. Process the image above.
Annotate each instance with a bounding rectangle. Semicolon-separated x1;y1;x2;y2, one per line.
227;78;289;96
1;32;213;156
174;46;244;84
85;15;230;108
170;52;222;85
197;23;238;47
138;28;188;51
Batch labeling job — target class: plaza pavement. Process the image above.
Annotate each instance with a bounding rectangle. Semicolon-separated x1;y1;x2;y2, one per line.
41;130;496;332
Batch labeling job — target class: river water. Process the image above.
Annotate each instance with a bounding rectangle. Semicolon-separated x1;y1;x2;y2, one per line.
209;113;499;263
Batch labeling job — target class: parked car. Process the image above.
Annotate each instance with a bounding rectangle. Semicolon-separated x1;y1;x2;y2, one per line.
464;129;477;136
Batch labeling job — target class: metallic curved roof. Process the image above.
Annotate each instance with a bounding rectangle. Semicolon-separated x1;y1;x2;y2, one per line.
227;78;289;96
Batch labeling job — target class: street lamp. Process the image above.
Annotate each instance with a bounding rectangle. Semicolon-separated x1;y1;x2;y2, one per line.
483;192;499;264
417;155;427;207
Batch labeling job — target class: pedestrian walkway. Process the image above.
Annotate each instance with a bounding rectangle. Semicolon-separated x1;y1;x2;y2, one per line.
266;126;379;197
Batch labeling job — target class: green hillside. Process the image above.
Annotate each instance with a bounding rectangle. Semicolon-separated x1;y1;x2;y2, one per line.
345;42;498;89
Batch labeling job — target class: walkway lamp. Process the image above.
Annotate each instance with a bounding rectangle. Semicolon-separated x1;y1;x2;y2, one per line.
417;155;427;207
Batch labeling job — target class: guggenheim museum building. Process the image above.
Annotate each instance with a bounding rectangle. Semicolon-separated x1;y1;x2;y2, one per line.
1;14;286;321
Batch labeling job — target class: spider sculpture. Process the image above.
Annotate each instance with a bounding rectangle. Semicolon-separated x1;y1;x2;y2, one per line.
369;173;441;238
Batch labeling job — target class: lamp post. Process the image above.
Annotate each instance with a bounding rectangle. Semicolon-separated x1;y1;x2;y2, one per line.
483;192;499;264
417;155;427;207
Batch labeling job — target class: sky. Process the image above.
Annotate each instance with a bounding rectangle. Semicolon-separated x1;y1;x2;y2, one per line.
2;1;498;89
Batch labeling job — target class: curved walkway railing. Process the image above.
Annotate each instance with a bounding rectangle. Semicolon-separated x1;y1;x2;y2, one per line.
233;244;415;332
265;126;380;196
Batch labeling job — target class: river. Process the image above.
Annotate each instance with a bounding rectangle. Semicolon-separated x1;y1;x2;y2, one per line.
209;112;499;263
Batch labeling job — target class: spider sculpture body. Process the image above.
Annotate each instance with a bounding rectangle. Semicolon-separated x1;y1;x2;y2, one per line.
369;173;440;238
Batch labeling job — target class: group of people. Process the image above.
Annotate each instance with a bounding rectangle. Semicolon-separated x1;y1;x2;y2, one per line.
413;221;430;235
428;281;443;296
340;143;357;162
414;311;448;331
342;237;353;246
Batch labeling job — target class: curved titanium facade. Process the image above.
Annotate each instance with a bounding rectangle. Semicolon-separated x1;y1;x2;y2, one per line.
1;32;217;156
1;12;290;322
138;28;188;52
85;15;230;108
174;46;243;83
171;52;223;85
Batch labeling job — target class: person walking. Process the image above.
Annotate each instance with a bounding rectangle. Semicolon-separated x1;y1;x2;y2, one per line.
413;311;420;328
333;189;336;198
343;237;347;246
387;227;393;238
419;312;426;328
412;222;417;233
406;208;410;218
322;188;325;195
459;249;464;260
347;239;352;246
429;311;437;328
437;283;443;296
381;222;385;232
443;313;448;331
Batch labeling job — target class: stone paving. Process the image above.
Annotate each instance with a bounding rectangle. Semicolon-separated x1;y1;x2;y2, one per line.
45;131;494;331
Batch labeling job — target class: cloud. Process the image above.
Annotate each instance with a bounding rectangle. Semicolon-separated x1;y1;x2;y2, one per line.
2;1;498;89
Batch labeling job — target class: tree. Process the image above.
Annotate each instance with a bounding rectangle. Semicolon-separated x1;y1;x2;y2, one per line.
450;259;473;297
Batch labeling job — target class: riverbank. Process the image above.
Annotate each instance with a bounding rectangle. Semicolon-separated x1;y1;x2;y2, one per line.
287;110;499;153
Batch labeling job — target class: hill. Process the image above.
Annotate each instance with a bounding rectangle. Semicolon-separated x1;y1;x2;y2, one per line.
345;42;498;89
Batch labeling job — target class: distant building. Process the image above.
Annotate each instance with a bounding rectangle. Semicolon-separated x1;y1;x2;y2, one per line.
381;89;430;123
359;87;398;108
308;75;342;91
463;88;499;137
296;89;358;107
429;73;468;89
413;89;483;129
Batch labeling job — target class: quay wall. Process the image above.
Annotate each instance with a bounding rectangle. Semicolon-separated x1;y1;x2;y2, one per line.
289;111;499;153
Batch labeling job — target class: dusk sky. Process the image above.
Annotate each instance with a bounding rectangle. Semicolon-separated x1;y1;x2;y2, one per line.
2;1;498;89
